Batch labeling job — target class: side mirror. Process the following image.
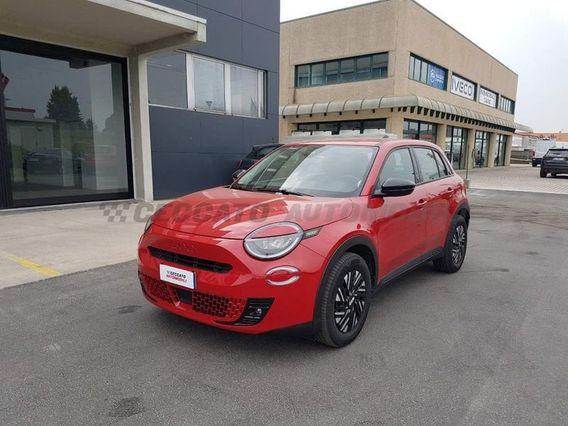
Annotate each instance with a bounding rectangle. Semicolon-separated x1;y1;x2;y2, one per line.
375;177;416;197
232;169;247;181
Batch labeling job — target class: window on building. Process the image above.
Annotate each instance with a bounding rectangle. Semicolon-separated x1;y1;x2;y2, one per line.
408;54;447;90
294;52;388;88
494;134;508;166
498;96;515;114
296;64;310;88
325;61;339;84
474;131;489;168
194;56;225;113
310;63;324;86
445;126;468;170
403;120;438;143
148;51;266;119
231;64;262;118
148;51;188;109
414;148;442;182
296;119;387;135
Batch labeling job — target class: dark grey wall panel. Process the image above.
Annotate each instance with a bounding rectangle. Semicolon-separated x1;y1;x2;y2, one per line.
147;0;279;200
242;0;280;33
197;0;243;18
149;0;198;15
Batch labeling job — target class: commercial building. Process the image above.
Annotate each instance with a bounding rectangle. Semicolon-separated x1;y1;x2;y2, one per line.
280;0;532;170
0;0;279;209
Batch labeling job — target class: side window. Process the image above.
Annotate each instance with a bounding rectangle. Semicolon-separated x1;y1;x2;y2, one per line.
414;148;441;182
433;150;451;176
378;148;416;188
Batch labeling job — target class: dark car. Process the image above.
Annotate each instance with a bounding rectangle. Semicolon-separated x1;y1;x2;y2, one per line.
233;144;280;180
540;148;568;178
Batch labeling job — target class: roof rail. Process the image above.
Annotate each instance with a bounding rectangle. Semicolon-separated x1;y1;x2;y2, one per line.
285;130;399;143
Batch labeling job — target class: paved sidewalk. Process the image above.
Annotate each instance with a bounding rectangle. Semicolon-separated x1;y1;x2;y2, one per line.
460;164;568;194
0;200;165;289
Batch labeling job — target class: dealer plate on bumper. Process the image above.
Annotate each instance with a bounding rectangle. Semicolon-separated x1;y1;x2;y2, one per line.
159;264;195;289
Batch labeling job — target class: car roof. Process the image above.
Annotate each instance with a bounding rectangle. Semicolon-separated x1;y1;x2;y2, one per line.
285;138;439;149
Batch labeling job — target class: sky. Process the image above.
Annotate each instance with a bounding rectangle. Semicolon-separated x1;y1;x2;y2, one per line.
280;0;568;132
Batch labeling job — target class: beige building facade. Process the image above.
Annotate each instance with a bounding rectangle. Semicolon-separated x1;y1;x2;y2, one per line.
279;0;532;169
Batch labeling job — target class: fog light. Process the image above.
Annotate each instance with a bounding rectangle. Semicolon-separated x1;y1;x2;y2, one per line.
265;266;300;286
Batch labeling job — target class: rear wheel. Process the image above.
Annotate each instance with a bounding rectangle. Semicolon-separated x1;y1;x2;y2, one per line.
314;253;371;347
433;215;467;273
540;168;548;178
552;173;557;177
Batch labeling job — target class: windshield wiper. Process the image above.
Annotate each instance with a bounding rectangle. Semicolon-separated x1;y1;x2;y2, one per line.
276;189;313;197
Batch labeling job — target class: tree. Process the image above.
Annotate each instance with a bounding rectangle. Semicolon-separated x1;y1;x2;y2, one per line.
46;85;83;123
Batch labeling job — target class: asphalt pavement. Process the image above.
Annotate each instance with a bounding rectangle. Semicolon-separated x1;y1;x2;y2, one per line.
1;189;568;425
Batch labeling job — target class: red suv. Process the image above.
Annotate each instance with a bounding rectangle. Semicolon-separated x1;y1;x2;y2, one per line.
138;138;469;347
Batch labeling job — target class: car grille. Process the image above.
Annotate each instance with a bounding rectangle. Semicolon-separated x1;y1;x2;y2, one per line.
148;246;232;273
139;273;249;322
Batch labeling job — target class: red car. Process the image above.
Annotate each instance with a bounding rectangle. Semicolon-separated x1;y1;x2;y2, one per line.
138;138;469;347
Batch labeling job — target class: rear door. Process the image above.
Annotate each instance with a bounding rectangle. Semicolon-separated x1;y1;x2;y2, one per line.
372;147;427;276
412;147;454;251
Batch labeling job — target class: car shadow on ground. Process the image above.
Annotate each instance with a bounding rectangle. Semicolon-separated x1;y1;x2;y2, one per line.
147;263;437;355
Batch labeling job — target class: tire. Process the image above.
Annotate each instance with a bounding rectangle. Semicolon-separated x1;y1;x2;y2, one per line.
314;252;371;348
552;173;557;177
540;168;547;178
433;215;468;273
532;163;537;167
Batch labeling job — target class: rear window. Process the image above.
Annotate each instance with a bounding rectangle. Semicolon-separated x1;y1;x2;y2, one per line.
546;149;568;156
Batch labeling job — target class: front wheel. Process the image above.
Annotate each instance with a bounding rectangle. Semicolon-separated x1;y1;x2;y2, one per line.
314;253;371;347
433;215;468;273
540;168;548;178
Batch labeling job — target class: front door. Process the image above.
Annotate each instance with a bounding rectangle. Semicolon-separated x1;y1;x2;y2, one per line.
371;147;427;276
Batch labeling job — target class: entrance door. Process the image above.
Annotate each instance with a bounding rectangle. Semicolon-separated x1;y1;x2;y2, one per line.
474;131;489;168
0;36;132;209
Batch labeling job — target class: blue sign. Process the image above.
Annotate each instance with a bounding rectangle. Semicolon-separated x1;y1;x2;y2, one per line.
428;65;446;90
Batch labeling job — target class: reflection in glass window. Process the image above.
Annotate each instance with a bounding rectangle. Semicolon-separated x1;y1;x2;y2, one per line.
231;65;260;118
194;57;225;113
310;63;324;86
414;148;441;182
148;51;187;108
294;53;388;88
494;134;507;166
445;126;467;170
403;120;437;142
297;119;387;135
0;43;130;207
378;148;416;187
340;59;355;82
296;64;310;88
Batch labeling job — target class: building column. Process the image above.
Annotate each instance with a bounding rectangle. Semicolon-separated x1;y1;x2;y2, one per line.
504;136;513;166
487;132;497;168
388;110;404;138
436;123;447;149
128;53;154;202
465;127;476;170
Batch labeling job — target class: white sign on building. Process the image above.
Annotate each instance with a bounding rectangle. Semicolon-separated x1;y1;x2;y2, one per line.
478;87;497;108
450;74;475;100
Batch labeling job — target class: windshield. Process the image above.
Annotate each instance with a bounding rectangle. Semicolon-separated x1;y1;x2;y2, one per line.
232;144;378;197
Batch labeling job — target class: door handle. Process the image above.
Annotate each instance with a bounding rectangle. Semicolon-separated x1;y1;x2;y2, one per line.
417;198;427;207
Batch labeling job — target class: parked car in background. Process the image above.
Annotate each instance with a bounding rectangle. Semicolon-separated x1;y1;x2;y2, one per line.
232;144;280;180
532;140;557;167
138;137;470;347
540;148;568;178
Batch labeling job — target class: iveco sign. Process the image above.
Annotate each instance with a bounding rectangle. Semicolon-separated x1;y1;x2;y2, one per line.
450;74;476;100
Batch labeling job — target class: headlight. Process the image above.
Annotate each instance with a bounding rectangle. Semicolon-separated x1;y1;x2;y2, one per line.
244;222;304;260
143;214;153;234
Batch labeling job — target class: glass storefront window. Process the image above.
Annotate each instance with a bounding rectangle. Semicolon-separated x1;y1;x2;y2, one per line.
0;37;131;208
445;126;467;170
193;56;225;113
494;134;507;166
474;131;489;168
147;51;187;108
403;119;437;143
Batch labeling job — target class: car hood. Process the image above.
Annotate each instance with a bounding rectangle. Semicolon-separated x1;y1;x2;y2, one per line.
152;186;353;239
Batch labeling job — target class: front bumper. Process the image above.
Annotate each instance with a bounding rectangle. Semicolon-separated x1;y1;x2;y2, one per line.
138;224;326;334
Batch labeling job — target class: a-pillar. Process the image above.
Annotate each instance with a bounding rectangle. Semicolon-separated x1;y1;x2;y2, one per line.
486;132;497;168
